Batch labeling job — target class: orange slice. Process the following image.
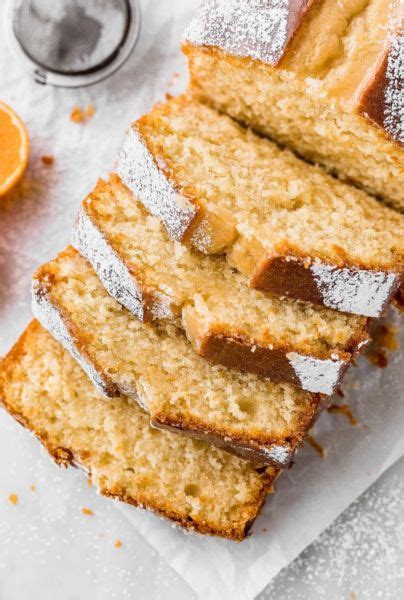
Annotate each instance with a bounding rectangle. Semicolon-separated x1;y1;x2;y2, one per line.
0;102;29;197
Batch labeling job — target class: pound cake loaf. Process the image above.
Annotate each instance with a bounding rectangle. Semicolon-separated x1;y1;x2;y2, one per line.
183;0;404;212
117;95;404;317
72;175;369;395
0;321;279;541
32;247;326;467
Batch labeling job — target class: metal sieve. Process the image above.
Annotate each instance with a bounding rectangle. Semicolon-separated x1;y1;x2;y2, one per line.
5;0;141;87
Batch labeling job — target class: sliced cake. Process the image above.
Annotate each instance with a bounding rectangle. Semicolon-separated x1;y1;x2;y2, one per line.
183;0;404;212
0;321;279;541
117;94;404;317
32;247;326;467
71;174;369;395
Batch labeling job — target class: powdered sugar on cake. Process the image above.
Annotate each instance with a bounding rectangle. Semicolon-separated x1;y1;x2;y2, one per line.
32;280;142;403
286;352;345;395
247;442;292;465
384;28;403;143
117;128;197;242
310;263;399;318
184;0;310;65
261;444;292;464
32;282;118;398
72;204;177;321
72;206;146;320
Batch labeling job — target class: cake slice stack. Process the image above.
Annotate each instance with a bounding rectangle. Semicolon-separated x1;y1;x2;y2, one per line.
71;175;369;395
31;246;326;467
1;2;403;541
117;95;403;317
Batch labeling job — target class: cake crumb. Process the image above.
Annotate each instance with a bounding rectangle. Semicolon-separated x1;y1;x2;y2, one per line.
71;106;86;123
328;404;358;426
87;476;92;487
366;348;388;368
8;493;18;505
350;593;356;600
86;103;95;118
82;507;94;516
114;539;123;548
365;322;398;369
41;155;54;166
30;484;36;492
71;104;95;123
262;527;268;533
336;387;345;398
372;323;399;351
306;435;325;458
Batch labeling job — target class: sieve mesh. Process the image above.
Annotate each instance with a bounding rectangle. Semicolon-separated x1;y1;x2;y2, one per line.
12;0;130;75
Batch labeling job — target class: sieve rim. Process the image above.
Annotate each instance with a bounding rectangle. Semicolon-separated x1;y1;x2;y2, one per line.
4;0;141;88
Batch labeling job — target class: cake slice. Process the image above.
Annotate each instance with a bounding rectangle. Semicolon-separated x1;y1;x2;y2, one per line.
32;247;326;467
183;0;403;212
72;174;369;395
0;321;279;541
117;94;403;318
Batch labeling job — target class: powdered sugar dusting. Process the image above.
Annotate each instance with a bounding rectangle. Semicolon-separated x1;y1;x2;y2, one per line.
286;352;346;395
32;279;143;404
31;281;118;399
262;463;404;598
72;205;146;320
117;128;197;242
238;442;292;465
311;263;399;317
239;439;293;465
162;423;294;466
184;0;304;65
384;20;403;143
260;443;292;464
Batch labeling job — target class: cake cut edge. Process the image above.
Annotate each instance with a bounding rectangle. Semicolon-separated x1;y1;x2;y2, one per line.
71;178;370;395
32;248;324;468
0;321;279;541
117;108;402;318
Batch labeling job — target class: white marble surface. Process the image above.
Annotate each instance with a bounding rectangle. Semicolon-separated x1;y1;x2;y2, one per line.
0;1;403;598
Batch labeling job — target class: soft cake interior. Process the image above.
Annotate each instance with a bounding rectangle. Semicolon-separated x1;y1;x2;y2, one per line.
0;321;276;540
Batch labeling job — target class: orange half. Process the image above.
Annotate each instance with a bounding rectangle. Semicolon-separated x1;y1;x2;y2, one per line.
0;102;29;197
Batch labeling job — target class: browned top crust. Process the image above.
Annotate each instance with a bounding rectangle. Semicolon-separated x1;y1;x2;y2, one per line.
358;33;403;144
184;0;314;66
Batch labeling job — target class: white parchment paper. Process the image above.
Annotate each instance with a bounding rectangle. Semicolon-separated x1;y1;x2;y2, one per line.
0;2;403;599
